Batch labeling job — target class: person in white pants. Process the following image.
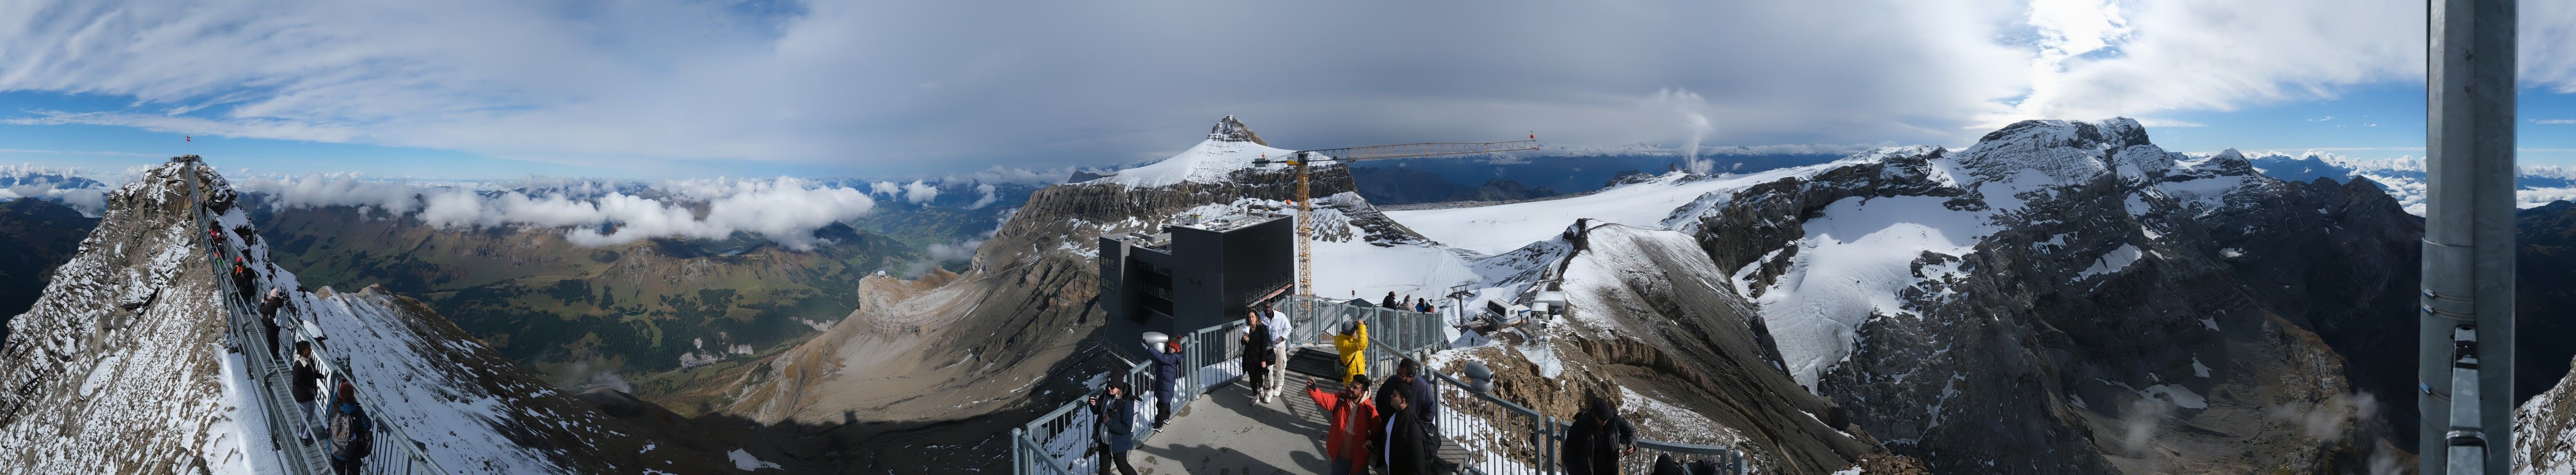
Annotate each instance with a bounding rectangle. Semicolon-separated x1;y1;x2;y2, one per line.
1262;308;1292;403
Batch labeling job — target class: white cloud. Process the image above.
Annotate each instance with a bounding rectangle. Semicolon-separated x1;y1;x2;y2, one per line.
236;175;877;250
0;0;2566;175
900;180;938;204
966;183;998;209
2538;119;2576;125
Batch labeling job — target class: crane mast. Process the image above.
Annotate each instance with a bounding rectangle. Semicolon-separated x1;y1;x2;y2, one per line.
1269;139;1539;307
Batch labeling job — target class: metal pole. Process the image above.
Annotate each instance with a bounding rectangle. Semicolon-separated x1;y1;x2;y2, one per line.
2422;0;2516;472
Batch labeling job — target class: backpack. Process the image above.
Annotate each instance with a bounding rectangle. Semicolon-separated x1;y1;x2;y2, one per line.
330;406;374;459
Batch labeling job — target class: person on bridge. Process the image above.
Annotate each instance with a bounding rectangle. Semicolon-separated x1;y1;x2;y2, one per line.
230;257;259;302
1087;381;1141;475
292;342;322;445
259;289;289;359
1261;308;1290;403
1559;396;1637;475
1379;386;1441;475
1333;320;1367;386
1306;375;1376;475
327;380;375;475
1240;311;1272;402
1148;338;1183;430
1379;292;1401;309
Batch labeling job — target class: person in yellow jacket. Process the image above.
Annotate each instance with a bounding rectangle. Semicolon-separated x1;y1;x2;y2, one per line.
1333;320;1368;385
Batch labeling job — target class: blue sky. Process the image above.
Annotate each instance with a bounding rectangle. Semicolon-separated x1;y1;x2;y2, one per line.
2;0;2573;179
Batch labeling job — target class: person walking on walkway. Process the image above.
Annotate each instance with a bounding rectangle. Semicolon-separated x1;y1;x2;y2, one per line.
1147;338;1183;429
326;380;374;475
230;257;258;302
1332;320;1367;386
291;342;322;445
1380;387;1441;475
1088;381;1141;475
259;289;289;359
1261;308;1291;403
1306;375;1377;475
1240;312;1272;399
1559;395;1637;475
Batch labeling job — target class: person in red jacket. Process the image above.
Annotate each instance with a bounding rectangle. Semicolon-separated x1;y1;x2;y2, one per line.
1306;375;1377;475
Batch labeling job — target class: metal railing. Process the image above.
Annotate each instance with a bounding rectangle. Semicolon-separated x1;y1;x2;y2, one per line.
1422;359;1553;475
1543;420;1748;475
1011;296;1743;475
1273;295;1449;387
190;163;450;475
1012;319;1245;475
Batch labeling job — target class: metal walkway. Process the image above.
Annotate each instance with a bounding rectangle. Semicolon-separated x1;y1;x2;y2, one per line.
185;158;452;475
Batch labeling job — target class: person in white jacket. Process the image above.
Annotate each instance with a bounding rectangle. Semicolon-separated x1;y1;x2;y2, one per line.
1262;307;1292;403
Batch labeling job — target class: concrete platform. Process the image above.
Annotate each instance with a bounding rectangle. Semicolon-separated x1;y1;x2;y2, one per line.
1127;379;1341;475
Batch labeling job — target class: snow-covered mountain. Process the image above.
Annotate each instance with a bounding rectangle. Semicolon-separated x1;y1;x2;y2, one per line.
0;159;751;474
1382;118;2426;473
2519;355;2576;475
2240;150;2576;213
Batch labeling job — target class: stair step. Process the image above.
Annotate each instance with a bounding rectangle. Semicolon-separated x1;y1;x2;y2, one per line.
1285;347;1343;380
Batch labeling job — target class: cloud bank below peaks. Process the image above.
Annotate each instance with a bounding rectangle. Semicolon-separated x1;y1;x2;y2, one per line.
237;174;876;250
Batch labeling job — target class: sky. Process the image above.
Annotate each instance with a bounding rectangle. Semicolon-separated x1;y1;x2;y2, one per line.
0;0;2573;179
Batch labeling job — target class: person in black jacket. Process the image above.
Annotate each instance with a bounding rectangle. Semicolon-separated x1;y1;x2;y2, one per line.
1088;381;1141;475
259;289;289;359
1651;454;1687;475
1240;311;1271;395
1559;396;1638;475
1380;292;1400;309
1380;388;1440;475
291;342;322;445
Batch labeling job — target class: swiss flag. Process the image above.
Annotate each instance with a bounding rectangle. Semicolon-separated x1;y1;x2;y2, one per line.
185;136;192;142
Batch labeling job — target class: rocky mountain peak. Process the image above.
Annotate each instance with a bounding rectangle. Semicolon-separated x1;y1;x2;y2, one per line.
1974;117;2151;149
1205;115;1268;146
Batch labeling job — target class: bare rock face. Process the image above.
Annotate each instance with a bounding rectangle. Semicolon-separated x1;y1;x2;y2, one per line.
1687;120;2405;474
0;160;743;474
0;161;239;474
2517;355;2576;475
1207;115;1268;146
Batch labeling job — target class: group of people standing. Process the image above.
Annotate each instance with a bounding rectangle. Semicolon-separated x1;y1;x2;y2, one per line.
1375;291;1437;313
1082;301;1694;475
214;222;377;474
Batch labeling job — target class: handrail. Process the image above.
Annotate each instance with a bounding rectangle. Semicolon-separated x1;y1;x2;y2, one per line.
1010;297;1743;475
1013;319;1242;475
189;163;451;475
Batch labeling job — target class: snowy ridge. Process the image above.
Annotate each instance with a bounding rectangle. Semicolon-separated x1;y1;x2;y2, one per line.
2518;357;2576;475
0;161;255;474
1096;117;1298;188
1387;118;2282;391
4;159;732;474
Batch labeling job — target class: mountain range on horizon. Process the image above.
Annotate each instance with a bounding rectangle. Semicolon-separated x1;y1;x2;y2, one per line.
2;116;2574;474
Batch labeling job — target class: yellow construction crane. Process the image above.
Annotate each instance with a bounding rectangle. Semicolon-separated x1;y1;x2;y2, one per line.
1255;138;1539;302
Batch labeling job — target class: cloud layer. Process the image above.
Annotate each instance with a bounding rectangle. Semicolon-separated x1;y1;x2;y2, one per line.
0;0;2569;174
238;174;878;250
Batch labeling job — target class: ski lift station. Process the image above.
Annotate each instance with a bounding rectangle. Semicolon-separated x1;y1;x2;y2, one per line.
1095;212;1295;360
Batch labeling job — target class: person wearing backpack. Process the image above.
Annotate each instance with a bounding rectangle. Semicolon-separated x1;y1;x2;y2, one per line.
327;380;374;474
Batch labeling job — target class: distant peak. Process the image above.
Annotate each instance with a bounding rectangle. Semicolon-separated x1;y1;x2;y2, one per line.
1207;116;1268;146
1975;117;2153;150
